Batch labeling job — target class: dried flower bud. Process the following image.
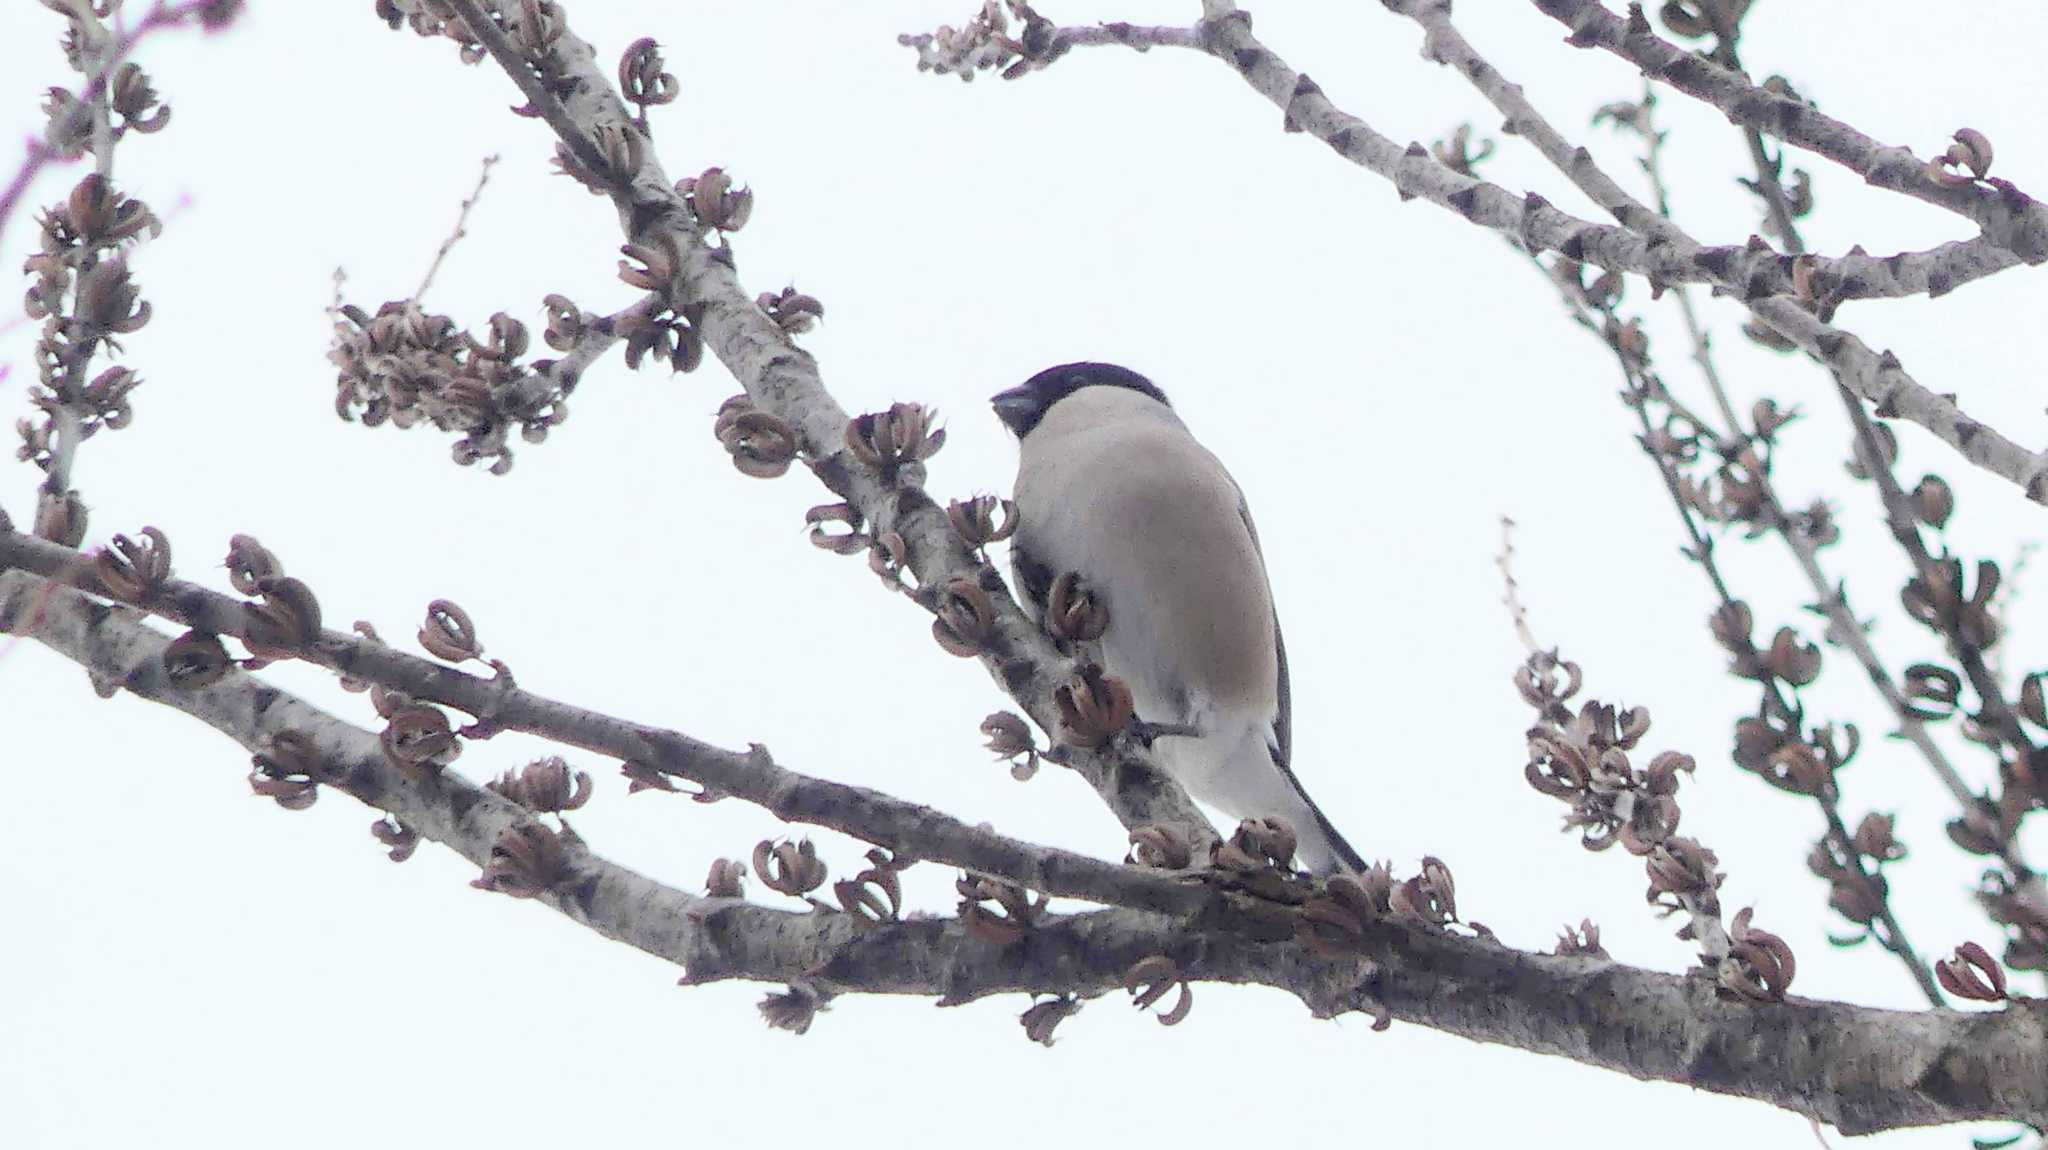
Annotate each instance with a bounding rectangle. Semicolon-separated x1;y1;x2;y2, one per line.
1763;627;1822;687
618;37;679;113
487;756;592;813
947;494;1016;553
162;628;231;688
1903;663;1962;721
1708;600;1753;651
242;576;323;661
107;60;170;132
1555;919;1607;958
471;821;571;899
833;859;903;926
868;530;911;590
705;858;747;897
418;598;483;662
679;166;753;233
380;703;461;775
1850;812;1905;863
1935;941;2009;1002
956;872;1045;945
845;402;944;474
931;576;995;656
1122;955;1192;1026
1053;664;1134;748
1929;127;1994;185
1720;907;1796;1003
1019;996;1081;1046
757;984;824;1034
752;838;828;897
1232;817;1298;870
94;526;170;602
805;502;866;554
34;489;87;547
981;710;1039;780
225;534;282;595
1126;824;1193;869
1429;123;1494;176
1910;474;1954;529
1390;856;1458;927
248;730;330;811
1045;571;1108;643
713;394;798;478
370;816;419;862
541;293;585;351
758;286;823;335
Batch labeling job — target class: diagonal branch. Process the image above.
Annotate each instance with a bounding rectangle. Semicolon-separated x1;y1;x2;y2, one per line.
1528;0;2048;270
432;0;1219;857
0;526;1205;918
1184;1;2048;500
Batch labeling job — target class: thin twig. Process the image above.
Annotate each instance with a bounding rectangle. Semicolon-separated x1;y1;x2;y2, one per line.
1496;516;1542;654
415;154;499;301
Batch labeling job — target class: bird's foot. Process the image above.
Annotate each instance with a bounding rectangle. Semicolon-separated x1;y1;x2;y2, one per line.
1125;718;1200;749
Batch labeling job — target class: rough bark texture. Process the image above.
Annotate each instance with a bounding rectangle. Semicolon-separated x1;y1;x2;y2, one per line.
1191;2;2048;502
4;563;2044;1135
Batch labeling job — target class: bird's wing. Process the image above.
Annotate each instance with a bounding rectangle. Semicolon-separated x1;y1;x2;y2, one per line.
1239;495;1365;873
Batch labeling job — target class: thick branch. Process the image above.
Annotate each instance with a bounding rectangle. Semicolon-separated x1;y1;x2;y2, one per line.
6;565;2047;1133
1529;0;2048;270
1189;2;2048;503
436;0;1218;854
0;527;1204;918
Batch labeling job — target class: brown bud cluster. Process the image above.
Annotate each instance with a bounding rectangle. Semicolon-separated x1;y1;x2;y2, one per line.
1045;571;1108;644
329;300;573;475
756;984;824;1034
834;848;910;926
487;756;593;813
758;287;824;336
981;710;1040;781
714;393;798;479
618;38;679;119
1928;127;1995;186
370;816;419;863
930;576;996;656
93;526;170;602
956;873;1046;946
1053;665;1134;748
1934;941;2010;1002
678;166;753;234
947;494;1017;557
1122;955;1193;1026
1019;996;1081;1046
845;402;944;476
753;838;828;898
472;821;575;899
1125;824;1193;870
248;731;337;811
1430;123;1494;177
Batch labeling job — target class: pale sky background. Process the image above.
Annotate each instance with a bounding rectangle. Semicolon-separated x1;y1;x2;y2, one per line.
4;3;2047;1148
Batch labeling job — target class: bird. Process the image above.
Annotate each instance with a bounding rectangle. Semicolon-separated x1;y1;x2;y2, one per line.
991;361;1364;875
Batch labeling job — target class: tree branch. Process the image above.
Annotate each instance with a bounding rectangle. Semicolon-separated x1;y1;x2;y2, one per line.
1528;0;2048;270
431;0;1219;856
5;559;2046;1133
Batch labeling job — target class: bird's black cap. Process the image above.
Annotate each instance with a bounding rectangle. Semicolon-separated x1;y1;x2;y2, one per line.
990;362;1171;438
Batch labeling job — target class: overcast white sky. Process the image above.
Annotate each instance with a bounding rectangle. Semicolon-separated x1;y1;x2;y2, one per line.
4;3;2047;1147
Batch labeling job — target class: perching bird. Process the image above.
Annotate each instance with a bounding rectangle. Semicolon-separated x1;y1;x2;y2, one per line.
992;362;1364;875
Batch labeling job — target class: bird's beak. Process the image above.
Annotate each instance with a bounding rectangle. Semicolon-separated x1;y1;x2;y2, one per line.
990;387;1040;435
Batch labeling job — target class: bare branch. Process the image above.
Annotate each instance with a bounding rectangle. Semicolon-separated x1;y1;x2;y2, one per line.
4;560;2046;1133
